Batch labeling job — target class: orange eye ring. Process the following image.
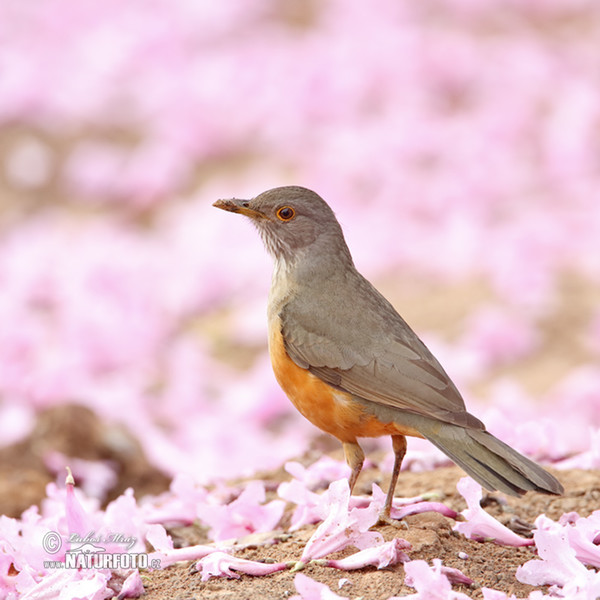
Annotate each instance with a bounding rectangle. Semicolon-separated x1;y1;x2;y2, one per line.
276;206;295;221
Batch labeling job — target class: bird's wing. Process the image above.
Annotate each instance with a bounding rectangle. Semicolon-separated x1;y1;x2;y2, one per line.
279;289;484;430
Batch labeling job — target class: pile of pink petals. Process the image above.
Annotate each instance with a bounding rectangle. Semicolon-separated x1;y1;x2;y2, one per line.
0;0;599;501
4;458;599;599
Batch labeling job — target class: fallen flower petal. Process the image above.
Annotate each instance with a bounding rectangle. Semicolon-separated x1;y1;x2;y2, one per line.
65;467;93;542
101;489;147;554
350;484;438;510
314;538;410;571
454;478;533;546
564;510;600;568
516;526;591;587
144;523;173;553
391;501;458;521
554;428;600;471
402;559;472;600
522;512;600;590
559;577;600;600
149;544;220;569
290;572;350;600
568;525;600;569
558;512;580;526
278;479;324;531
17;570;110;600
45;452;118;503
142;474;209;525
196;552;290;581
440;564;474;586
285;458;351;488
196;480;285;542
116;570;144;599
300;480;381;563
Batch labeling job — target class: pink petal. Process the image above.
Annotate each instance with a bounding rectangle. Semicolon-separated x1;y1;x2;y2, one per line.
65;468;92;541
391;501;458;520
533;511;600;572
150;544;219;569
17;570;109;600
196;481;285;542
277;479;323;531
453;478;533;546
291;573;350;600
196;552;289;581
440;564;474;586
351;484;442;511
319;538;410;570
516;526;590;587
142;474;208;525
568;526;600;569
300;480;381;563
116;570;144;599
144;524;173;553
284;458;350;487
555;429;600;470
403;559;471;599
44;453;118;502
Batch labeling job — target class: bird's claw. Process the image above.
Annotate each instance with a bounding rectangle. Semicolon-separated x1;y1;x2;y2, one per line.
376;512;409;529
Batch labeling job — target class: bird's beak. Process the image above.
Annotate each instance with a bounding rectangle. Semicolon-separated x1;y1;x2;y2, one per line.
213;198;267;220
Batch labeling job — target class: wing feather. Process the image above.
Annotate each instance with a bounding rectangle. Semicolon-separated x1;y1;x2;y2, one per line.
279;284;484;430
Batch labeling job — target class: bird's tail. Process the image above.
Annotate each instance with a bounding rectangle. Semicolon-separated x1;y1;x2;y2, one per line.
420;423;563;496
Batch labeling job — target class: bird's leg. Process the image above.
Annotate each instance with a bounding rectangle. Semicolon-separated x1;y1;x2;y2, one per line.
380;434;407;522
342;441;365;494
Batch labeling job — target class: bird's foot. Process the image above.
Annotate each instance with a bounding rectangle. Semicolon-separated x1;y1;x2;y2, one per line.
375;511;409;529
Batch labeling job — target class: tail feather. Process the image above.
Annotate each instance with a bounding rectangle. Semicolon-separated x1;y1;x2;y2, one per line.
421;424;563;497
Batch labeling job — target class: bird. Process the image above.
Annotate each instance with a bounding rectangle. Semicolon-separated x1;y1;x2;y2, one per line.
213;185;563;520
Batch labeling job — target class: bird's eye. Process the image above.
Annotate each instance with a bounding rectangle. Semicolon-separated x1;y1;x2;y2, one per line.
276;206;295;221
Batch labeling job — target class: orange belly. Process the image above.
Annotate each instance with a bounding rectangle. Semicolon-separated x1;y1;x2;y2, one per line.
268;326;422;443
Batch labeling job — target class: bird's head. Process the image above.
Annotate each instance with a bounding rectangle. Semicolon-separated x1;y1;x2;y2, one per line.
213;186;352;267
